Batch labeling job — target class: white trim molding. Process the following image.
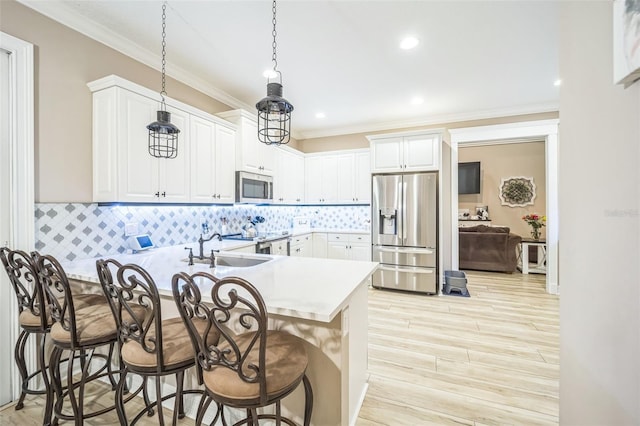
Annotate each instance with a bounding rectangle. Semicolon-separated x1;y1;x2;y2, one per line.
450;119;559;295
0;31;35;402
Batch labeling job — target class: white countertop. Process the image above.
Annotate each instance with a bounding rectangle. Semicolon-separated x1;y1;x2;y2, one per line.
61;243;378;323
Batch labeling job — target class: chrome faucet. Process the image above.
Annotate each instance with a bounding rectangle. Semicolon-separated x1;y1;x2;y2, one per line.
198;233;222;259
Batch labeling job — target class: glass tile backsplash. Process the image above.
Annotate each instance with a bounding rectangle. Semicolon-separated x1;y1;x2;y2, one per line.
34;203;371;261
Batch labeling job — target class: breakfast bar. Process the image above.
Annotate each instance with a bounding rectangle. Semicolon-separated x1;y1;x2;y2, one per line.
61;243;378;426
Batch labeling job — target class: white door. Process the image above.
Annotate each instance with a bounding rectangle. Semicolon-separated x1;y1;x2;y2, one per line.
0;47;14;406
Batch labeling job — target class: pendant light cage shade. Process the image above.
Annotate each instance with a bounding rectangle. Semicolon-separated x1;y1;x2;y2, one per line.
256;82;294;145
257;0;293;146
148;110;180;159
148;1;180;159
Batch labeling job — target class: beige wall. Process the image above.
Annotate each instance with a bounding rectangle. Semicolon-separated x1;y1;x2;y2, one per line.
458;142;546;238
298;111;559;153
0;0;232;202
0;0;553;202
559;2;639;424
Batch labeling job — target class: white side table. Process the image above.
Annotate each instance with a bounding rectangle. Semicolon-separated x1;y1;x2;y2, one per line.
518;239;547;274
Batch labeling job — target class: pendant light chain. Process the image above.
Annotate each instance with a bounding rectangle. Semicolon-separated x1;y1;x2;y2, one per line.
160;1;168;107
147;0;180;159
271;0;278;73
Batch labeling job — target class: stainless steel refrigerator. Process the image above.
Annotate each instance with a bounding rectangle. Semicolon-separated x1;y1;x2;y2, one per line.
371;172;438;294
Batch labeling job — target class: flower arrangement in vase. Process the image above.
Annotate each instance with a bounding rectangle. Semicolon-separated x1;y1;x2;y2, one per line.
522;213;546;240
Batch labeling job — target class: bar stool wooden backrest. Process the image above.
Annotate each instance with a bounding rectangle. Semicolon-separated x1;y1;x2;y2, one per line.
172;271;313;425
0;247;50;414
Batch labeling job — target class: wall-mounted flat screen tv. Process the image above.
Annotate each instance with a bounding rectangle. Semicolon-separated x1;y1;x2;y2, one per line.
458;161;481;194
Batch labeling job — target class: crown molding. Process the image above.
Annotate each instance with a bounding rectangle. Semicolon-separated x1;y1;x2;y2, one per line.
298;102;559;140
17;0;253;112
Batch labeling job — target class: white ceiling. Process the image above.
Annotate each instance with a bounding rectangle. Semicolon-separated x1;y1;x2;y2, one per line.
19;0;559;140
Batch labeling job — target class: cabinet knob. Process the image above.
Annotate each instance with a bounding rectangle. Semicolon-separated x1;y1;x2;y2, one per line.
161;191;166;197
217;194;221;199
154;192;160;197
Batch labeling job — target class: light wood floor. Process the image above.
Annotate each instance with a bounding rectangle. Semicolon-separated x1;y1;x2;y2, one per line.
0;271;558;425
358;271;558;426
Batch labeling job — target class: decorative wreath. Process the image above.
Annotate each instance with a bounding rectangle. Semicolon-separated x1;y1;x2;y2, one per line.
499;176;536;207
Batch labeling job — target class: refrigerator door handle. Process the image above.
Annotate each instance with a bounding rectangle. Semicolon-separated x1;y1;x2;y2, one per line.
378;265;435;274
376;246;435;255
402;181;407;243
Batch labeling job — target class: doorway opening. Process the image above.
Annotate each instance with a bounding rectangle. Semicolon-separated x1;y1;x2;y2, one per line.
449;120;559;294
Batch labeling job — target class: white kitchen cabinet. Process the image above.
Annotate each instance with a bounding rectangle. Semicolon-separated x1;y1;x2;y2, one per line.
354;151;371;203
271;239;289;256
290;234;313;257
274;147;305;204
191;117;236;203
336;154;355;203
326;233;371;261
217;109;275;176
368;132;441;173
312;233;328;258
305;150;370;205
94;86;191;203
305;155;338;203
89;75;237;204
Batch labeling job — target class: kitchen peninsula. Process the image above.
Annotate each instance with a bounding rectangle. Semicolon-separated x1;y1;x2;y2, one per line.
62;242;377;426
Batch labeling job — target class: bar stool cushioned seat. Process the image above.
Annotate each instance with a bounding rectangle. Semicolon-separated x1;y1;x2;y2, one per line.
203;330;308;402
121;316;214;371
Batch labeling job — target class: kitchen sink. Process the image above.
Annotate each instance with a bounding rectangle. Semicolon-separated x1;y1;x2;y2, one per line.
182;255;271;267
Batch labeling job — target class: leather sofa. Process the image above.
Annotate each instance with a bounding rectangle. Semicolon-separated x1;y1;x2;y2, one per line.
458;225;522;273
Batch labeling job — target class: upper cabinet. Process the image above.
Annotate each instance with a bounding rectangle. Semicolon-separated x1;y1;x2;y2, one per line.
190;117;236;203
305;155;338;203
305;149;370;204
216;110;275;176
274;147;305;204
88;75;236;203
368;132;441;173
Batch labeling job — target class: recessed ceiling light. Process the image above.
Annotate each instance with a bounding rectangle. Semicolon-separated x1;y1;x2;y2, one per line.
315;112;326;119
554;79;562;86
400;36;419;50
263;69;278;79
411;96;424;105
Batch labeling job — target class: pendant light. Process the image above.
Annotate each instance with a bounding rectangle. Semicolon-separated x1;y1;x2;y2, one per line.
256;0;293;146
147;1;180;159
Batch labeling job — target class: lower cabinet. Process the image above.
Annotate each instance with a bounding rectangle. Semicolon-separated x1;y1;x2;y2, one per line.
326;233;371;261
272;239;289;256
290;234;313;257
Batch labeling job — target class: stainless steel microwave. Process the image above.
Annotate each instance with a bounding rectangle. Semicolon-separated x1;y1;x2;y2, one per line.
236;171;273;203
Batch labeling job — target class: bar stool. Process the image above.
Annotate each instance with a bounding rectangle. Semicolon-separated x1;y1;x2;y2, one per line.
1;247;51;414
172;271;313;426
35;253;125;425
97;259;219;425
